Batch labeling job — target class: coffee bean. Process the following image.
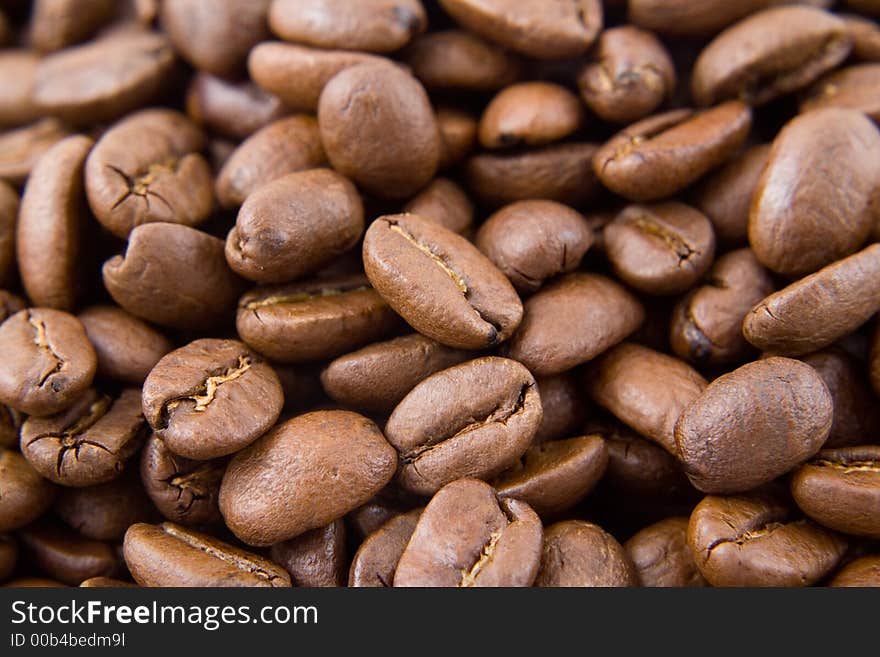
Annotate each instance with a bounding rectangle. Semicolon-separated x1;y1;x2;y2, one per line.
18;519;118;586
533;374;586;444
0;51;39;129
347;494;409;541
692;7;851;106
743;244;880;356
800;64;880;121
186;73;287;140
20;387;147;487
79;577;135;588
842;13;880;60
394;478;542;587
0;534;17;582
0;309;96;417
476;200;594;293
478;82;583;149
349;509;420;588
226;168;363;283
0;290;25;324
0;118;71;186
270;519;347;588
0;448;57;533
578;26;676;124
123;521;291;587
790;446;880;539
687;489;847;586
403;178;474;235
29;0;115;53
829;555;880;586
219;410;397;546
675;357;832;493
749;109;880;277
236;273;401;363
624;517;706;587
593;102;752;201
628;0;768;37
318;62;439;199
0;182;17;287
0;404;23;449
534;520;637;587
436;106;477;170
506;273;644;376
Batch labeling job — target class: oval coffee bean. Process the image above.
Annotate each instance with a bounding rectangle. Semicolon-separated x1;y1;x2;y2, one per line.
593;103;752;201
743;244;880;356
270;519;346;588
790;446;880;539
506;273;644;376
394;478;542;587
142;339;283;460
20;387;147;487
321;333;470;413
403;178;474;235
830;556;880;587
318;62;439;199
103;223;246;332
800;64;880;122
140;433;224;527
0;181;17;287
0;309;96;417
624;517;706;587
0;448;57;533
226;168;363;283
236;274;401;363
478;82;583;149
437;107;478;170
532;374;585;444
687;490;847;586
186;73;287;140
29;0;114;52
670;248;774;366
220;410;397;546
628;0;768;37
18;520;118;586
675;357;832;494
16;134;91;311
85;109;214;238
0;118;71;187
475;200;594;294
385;357;541;496
123;522;290;587
494;435;608;517
438;0;602;60
749;109;880;277
364;213;522;349
0;51;39;129
587;343;707;455
405;30;520;92
534;520;636;587
692;6;851;106
842;13;880;61
349;509;420;588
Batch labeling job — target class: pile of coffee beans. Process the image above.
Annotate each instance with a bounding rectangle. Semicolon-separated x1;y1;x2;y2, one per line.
0;0;879;588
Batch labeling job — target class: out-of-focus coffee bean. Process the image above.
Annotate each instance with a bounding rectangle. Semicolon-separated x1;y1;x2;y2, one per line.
0;449;57;533
624;518;706;587
405;30;519;91
403;178;474;235
270;519;346;588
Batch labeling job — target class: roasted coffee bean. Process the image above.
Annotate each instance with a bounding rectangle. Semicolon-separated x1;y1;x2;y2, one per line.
534;520;636;587
494;435;607;517
436;106;478;170
478;82;583;149
0;309;96;417
269;0;426;53
465;142;600;208
17;134;91;310
578;26;676;124
78;306;173;386
405;30;520;92
403;178;474;235
532;375;586;444
103;223;246;332
790;446;880;539
160;0;269;77
321;334;469;413
624;517;706;587
438;0;602;60
0;404;23;449
604;203;716;295
800;65;880;122
318;62;439;199
79;577;136;587
670;248;774;366
692;7;851;107
628;0;768;37
0;51;39;129
142;339;283;460
237;274;401;363
475;200;594;293
0;534;16;582
749;109;880;277
186;74;287;141
349;509;420;587
0;182;17;287
364;214;522;349
270;519;346;588
394;478;542;587
842;13;880;61
385;357;540;495
20;387;147;487
0;449;57;533
216;115;326;209
140;433;224;527
18;519;118;586
32;30;175;125
226;169;363;284
123;522;291;587
85;109;213;239
830;555;880;586
593;103;752;201
687;490;847;586
587;344;707;455
220;411;397;546
506;273;644;376
29;0;115;53
0;118;71;187
743;244;880;356
347;495;408;541
676;357;832;493
693;144;771;247
0;291;25;324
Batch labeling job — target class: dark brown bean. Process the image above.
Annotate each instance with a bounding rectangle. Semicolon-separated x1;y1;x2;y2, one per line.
533;374;586;444
800;65;880;122
349;509;420;587
535;520;637;587
628;0;769;38
0;182;17;287
18;519;118;586
0;534;16;582
405;30;519;91
0;404;23;450
437;106;478;170
841;13;880;61
624;517;706;587
830;555;880;586
0;448;57;533
270;519;346;588
29;0;115;52
185;73;287;140
0;119;71;187
403;178;474;235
